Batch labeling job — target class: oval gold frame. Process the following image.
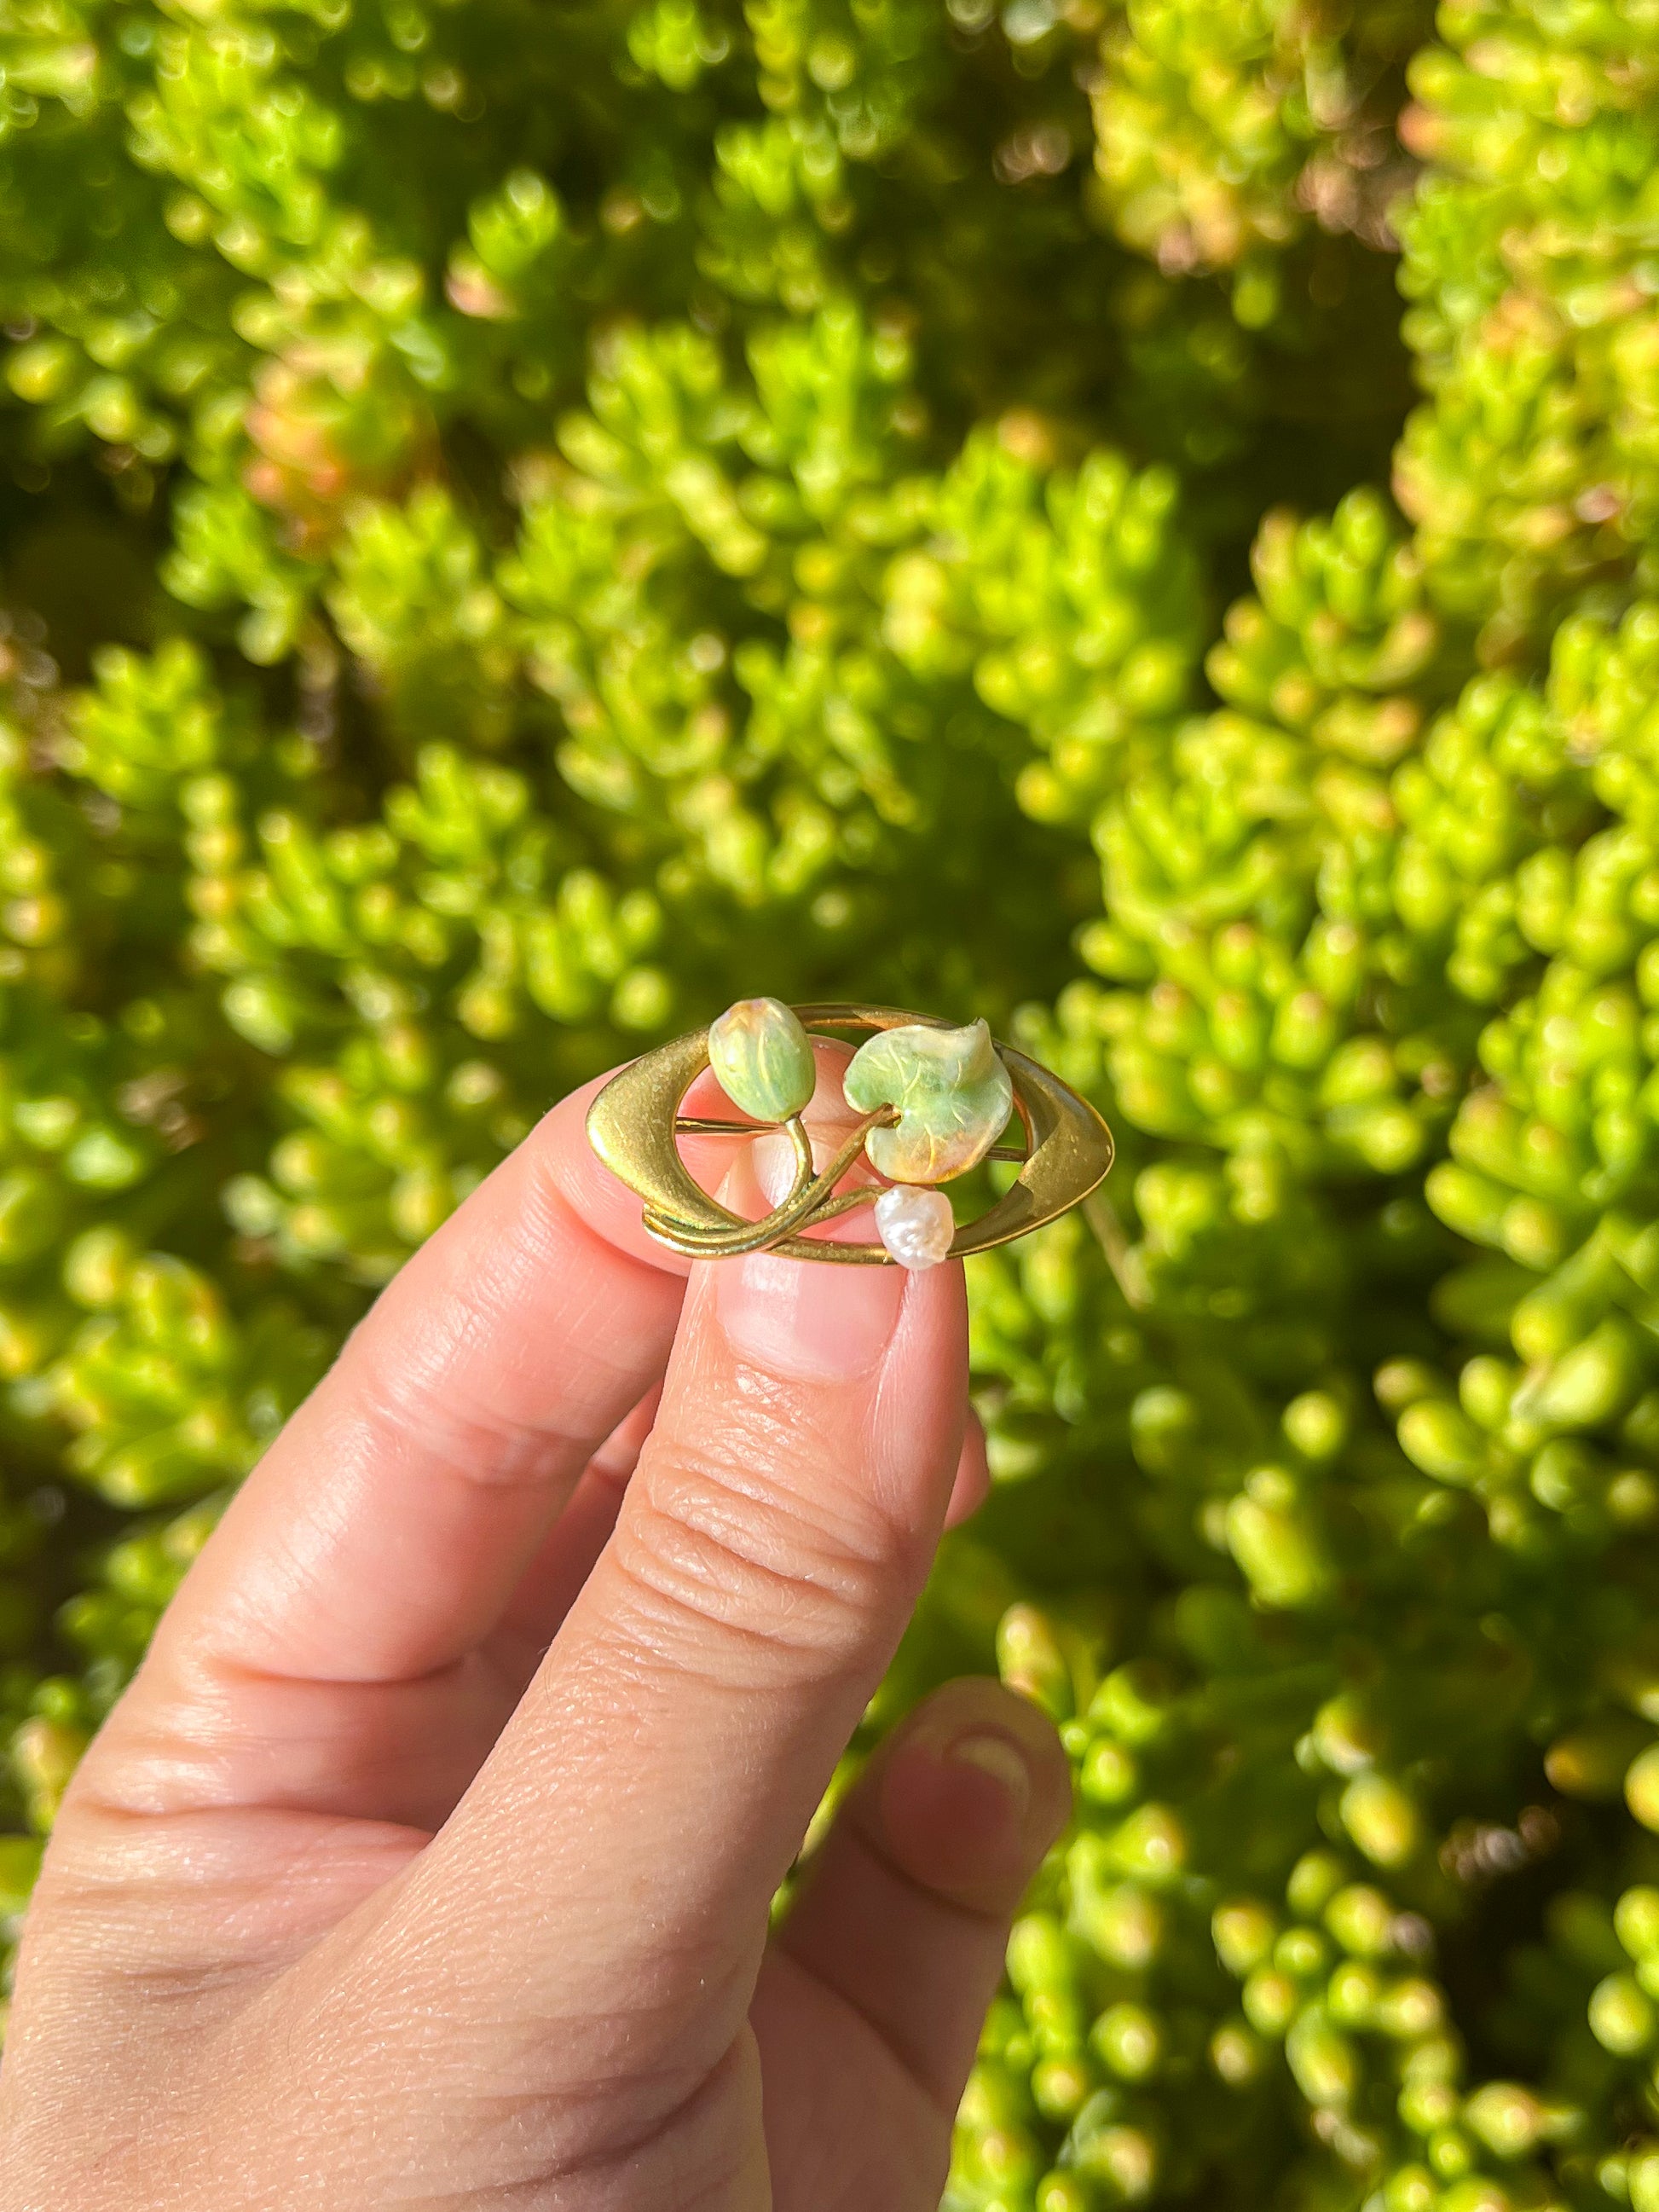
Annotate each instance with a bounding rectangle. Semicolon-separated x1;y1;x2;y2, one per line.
586;1003;1114;1265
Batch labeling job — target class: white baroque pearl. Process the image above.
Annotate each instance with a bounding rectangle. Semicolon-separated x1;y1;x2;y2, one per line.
874;1184;956;1271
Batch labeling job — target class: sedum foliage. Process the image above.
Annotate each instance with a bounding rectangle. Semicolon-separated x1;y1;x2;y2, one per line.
6;0;1659;2208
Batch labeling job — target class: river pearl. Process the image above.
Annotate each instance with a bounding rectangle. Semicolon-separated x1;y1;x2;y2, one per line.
874;1184;956;1271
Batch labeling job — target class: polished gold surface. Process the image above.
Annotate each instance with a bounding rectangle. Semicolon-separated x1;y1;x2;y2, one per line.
585;1002;1114;1265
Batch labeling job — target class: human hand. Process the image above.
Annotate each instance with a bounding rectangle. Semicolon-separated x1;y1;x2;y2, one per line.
0;1052;1069;2210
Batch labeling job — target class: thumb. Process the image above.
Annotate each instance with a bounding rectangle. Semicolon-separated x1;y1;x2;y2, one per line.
354;1184;970;2145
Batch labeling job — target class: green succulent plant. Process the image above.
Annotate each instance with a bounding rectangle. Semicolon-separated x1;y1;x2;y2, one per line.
5;0;1659;2203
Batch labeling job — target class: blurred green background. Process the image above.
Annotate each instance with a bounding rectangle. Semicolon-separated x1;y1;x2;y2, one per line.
5;0;1659;2204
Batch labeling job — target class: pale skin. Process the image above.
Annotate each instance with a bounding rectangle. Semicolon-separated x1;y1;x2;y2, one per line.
0;1049;1069;2211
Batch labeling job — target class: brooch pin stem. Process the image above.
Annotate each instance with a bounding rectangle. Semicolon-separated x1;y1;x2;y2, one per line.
673;1115;1032;1166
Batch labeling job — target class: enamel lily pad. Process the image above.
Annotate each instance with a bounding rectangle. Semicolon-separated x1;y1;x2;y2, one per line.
707;997;817;1123
844;1019;1014;1184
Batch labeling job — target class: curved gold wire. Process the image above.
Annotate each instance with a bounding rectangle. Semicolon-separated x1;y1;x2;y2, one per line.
586;1003;1115;1266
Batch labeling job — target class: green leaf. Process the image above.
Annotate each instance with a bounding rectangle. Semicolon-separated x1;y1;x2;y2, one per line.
843;1018;1013;1183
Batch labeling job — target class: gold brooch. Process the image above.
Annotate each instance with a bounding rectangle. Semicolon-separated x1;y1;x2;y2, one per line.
587;1000;1113;1269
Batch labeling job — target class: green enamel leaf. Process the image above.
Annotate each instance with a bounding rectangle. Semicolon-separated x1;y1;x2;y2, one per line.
843;1019;1014;1184
708;996;816;1122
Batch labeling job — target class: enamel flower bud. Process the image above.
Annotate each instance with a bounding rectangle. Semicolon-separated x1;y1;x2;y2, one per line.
708;997;816;1123
844;1019;1014;1184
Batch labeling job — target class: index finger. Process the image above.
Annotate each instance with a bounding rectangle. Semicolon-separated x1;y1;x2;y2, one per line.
133;1039;869;1705
141;1067;690;1698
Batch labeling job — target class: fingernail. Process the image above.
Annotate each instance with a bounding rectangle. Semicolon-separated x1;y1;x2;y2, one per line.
750;1123;867;1212
751;1129;801;1210
945;1728;1033;1825
717;1248;905;1381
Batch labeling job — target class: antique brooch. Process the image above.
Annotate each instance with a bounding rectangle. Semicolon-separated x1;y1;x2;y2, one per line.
586;999;1113;1270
